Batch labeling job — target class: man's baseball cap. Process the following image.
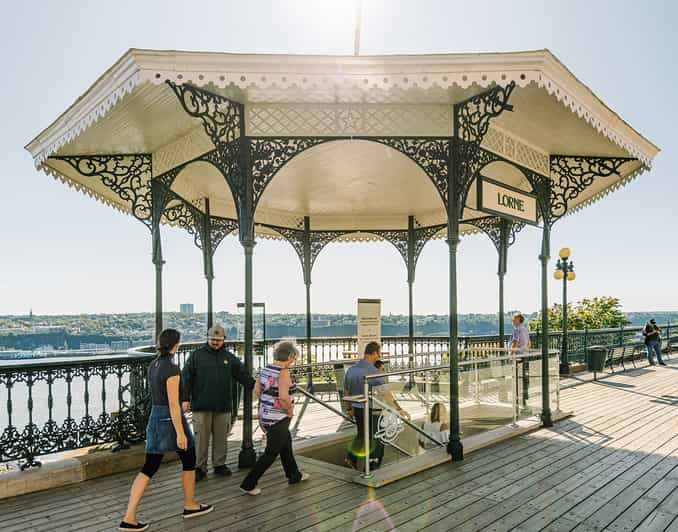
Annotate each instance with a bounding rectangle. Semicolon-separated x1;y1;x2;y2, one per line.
650;319;656;324
207;326;225;340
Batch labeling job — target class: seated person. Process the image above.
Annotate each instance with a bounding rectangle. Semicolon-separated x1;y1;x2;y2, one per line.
418;402;450;448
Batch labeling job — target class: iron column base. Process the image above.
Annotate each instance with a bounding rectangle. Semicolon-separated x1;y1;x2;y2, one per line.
559;362;571;375
541;409;553;428
447;439;463;461
238;445;257;469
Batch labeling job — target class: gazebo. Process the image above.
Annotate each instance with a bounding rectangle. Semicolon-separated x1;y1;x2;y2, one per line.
25;48;659;466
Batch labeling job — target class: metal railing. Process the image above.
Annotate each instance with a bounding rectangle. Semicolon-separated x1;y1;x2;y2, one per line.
2;324;674;469
0;353;154;469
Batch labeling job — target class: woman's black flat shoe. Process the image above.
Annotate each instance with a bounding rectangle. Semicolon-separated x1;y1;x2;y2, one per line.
118;521;149;531
183;503;214;519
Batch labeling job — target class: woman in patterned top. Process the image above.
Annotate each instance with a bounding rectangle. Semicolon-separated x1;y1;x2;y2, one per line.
240;340;309;495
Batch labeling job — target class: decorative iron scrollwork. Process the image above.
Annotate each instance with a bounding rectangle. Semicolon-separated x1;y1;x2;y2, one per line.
209;216;239;255
465;216;525;252
369;229;410;267
454;83;516;205
370;137;450;206
53;154;152;227
413;222;447;268
250;137;330;210
162;191;205;250
166;81;243;146
456;83;515;145
549;156;634;222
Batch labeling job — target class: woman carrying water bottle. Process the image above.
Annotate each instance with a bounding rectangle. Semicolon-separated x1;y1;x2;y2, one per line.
119;328;213;531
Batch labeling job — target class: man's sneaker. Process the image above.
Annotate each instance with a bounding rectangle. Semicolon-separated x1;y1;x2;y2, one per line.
195;468;207;482
240;486;262;496
118;521;149;531
213;465;232;477
289;472;310;485
659;361;667;366
183;503;214;519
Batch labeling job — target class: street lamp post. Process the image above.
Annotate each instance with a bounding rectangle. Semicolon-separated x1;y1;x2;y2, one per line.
554;248;576;375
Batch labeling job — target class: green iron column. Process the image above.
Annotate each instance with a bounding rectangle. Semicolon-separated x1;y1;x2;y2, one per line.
498;219;509;344
151;182;165;342
407;215;416;366
303;216;313;391
238;136;256;469
203;198;215;330
539;225;553;427
447;140;463;461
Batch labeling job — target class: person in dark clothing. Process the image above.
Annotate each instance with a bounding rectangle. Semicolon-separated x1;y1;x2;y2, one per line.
181;325;254;481
119;329;213;531
643;319;666;366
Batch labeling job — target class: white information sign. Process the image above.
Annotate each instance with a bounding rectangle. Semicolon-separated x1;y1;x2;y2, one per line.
477;176;539;225
357;298;381;357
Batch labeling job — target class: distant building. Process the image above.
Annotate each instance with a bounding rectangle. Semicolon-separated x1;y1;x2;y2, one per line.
180;303;195;314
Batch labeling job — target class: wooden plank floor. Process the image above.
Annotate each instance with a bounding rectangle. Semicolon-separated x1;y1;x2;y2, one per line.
3;357;678;531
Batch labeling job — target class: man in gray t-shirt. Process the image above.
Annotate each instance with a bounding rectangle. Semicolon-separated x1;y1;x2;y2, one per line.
343;342;407;470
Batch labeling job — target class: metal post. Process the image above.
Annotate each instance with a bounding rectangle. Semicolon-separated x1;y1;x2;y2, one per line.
151;195;164;342
204;198;215;330
539;226;553;427
512;351;518;426
362;378;372;479
303;216;313;390
239;241;257;468
446;136;463;461
561;267;568;373
407;216;416;367
498;219;508;344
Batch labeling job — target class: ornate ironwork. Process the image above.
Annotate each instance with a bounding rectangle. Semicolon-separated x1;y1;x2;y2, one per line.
53;154;153;227
209;216;239;255
456;84;515;145
549;155;634;222
368;138;451;206
166;81;243;146
250;137;330;210
412;222;447;268
464;216;525;252
0;355;152;468
162;194;205;250
454;83;516;205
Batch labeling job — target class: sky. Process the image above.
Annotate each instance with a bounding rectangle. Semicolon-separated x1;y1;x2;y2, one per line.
0;0;676;317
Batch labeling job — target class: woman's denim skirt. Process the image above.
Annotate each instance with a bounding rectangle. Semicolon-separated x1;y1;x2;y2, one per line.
145;405;195;454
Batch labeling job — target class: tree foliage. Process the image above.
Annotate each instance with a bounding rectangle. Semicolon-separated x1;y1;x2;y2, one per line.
529;296;630;331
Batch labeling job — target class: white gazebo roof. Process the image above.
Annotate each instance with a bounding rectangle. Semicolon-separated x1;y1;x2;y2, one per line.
26;48;659;237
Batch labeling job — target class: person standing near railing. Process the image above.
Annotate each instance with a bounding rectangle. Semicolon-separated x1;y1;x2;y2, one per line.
181;325;255;481
510;314;531;352
119;329;213;531
643;319;666;366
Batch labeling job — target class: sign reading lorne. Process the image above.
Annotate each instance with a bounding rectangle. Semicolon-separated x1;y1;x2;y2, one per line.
477;176;538;225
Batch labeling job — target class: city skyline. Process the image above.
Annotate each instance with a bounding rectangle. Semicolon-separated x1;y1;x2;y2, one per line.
2;0;676;317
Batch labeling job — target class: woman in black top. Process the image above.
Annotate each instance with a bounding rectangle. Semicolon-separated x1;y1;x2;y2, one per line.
119;329;213;531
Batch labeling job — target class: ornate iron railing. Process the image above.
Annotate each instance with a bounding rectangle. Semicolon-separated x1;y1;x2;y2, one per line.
0;353;154;469
3;324;675;468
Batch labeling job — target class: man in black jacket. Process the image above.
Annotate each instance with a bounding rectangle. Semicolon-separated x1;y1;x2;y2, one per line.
181;326;254;480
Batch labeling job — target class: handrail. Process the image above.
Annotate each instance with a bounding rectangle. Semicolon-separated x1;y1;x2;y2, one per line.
364;350;559;380
370;395;445;447
295;386;355;424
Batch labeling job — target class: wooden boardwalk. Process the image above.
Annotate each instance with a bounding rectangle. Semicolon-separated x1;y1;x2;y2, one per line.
3;358;678;531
